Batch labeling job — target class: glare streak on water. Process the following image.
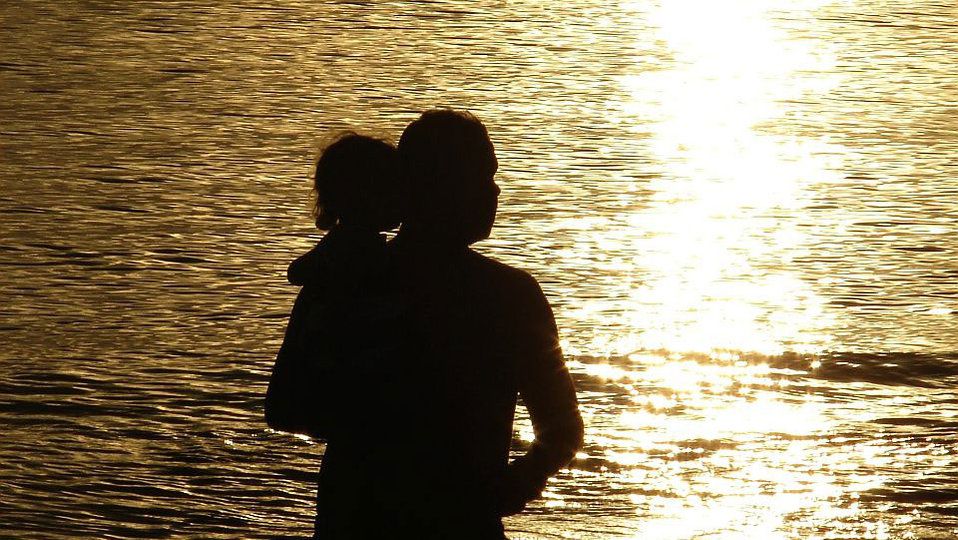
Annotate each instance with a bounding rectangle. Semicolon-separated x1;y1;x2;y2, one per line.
1;1;957;538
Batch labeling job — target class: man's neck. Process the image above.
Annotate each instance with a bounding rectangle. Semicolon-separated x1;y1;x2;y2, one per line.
394;224;470;253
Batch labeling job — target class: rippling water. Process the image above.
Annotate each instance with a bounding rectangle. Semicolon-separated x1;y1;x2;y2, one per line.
2;1;957;538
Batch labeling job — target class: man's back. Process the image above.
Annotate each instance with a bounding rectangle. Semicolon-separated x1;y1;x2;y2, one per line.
380;235;583;538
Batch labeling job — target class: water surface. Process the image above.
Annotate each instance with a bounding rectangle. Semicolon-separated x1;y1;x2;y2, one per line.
1;1;957;538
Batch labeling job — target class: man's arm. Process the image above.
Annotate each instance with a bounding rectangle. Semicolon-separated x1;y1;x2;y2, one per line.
501;275;584;514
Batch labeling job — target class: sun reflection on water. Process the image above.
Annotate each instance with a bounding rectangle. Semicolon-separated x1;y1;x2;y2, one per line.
610;0;849;356
548;1;899;537
562;347;894;539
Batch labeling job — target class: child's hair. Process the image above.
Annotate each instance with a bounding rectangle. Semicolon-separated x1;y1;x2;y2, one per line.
312;132;401;232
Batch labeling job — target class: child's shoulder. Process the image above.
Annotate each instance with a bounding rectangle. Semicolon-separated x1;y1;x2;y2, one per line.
287;227;389;287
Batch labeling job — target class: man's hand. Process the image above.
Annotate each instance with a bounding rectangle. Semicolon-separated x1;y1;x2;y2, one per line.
494;459;546;517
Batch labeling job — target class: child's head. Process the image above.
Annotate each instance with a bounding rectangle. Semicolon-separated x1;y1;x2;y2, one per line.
312;132;401;232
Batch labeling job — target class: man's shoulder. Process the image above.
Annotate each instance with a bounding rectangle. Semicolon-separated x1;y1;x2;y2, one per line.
463;249;542;293
464;250;556;333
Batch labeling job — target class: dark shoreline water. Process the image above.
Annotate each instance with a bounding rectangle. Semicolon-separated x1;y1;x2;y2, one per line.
3;1;957;538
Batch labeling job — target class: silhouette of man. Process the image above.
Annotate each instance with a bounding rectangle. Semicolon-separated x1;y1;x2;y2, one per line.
266;109;583;540
375;109;585;539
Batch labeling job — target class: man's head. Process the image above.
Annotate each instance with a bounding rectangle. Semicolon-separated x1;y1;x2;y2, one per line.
398;109;499;246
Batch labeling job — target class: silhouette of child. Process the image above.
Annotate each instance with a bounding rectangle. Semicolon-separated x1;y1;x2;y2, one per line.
266;132;403;439
286;132;401;287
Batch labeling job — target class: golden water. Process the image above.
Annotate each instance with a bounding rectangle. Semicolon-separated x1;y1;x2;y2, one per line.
1;1;956;538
